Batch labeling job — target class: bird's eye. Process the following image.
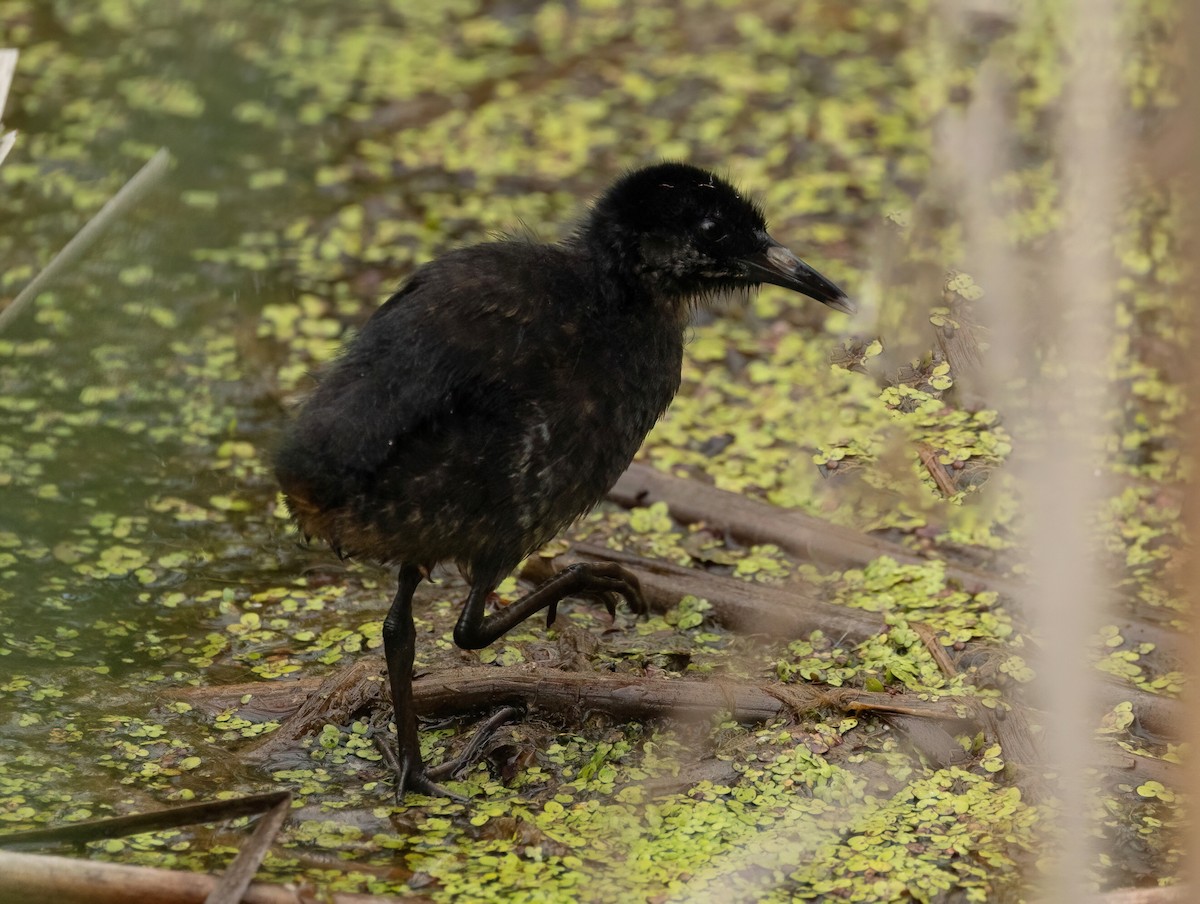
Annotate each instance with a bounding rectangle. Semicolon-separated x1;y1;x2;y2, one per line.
698;218;727;244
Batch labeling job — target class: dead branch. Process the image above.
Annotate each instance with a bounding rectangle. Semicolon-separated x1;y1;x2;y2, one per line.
528;543;1182;746
934;297;988;408
202;794;291;904
918;444;961;497
182;663;978;754
0;792;290;852
885;716;973;767
0;49;15;116
912;621;959;677
1090;750;1183;791
1097;677;1184;741
0;48;16;167
606;462;1185;660
177;664;1178;793
240;660;384;759
0;850;427;904
609;461;1010;590
1098;885;1191;904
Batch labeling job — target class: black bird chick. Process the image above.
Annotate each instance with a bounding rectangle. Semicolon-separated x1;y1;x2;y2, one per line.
275;162;851;798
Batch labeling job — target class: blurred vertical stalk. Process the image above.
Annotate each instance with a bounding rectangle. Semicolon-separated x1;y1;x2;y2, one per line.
1031;0;1122;899
941;0;1123;897
1183;0;1200;895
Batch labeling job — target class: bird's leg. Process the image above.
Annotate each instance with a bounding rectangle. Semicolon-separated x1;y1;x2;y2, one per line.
381;563;464;801
453;562;646;650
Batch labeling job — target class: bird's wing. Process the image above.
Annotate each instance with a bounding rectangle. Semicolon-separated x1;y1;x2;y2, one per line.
279;250;571;485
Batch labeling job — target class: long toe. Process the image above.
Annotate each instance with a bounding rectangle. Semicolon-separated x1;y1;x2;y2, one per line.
625;584;648;618
395;769;470;804
582;563;645;617
621;570;646;615
573;588;620;619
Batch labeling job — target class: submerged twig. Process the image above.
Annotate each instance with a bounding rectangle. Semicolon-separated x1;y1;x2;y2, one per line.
0;147;171;333
202;793;292;904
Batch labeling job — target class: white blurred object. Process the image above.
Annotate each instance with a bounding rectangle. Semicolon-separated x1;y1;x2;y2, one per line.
0;48;17;166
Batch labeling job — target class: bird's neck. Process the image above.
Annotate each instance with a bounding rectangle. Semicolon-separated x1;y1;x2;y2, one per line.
573;224;694;325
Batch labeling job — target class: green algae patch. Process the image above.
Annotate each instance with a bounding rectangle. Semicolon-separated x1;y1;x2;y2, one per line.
777;769;1038;902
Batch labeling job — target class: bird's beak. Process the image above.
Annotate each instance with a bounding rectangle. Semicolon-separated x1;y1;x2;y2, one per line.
742;239;855;314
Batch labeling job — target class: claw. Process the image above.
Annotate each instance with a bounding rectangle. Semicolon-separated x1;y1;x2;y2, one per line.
391;746;469;803
572;589;620;620
603;592;618;618
623;574;646;616
373;717;469;804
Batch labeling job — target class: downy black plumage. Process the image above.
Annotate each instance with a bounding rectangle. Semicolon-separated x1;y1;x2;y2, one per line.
275;162;852;798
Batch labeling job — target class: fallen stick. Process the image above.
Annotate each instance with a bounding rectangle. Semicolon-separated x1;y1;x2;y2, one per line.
933;295;987;409
1096;677;1183;741
0;850;427;904
0;792;290;851
241;660;383;760
608;461;1007;591
176;665;1178;788
0;791;293;904
527;543;1182;746
918;444;960;498
0;49;15;115
608;459;1021;604
190;539;1183;761
606;462;1185;659
179;664;977;735
1098;886;1191;904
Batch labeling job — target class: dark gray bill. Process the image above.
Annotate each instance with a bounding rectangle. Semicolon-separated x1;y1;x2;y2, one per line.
742;239;855;314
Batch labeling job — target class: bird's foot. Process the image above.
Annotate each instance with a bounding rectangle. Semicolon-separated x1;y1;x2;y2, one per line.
372;730;470;804
396;768;468;804
572;590;622;620
579;562;647;618
544;563;647;628
546;585;644;628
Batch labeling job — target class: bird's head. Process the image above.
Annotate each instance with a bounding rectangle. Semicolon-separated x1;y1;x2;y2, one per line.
584;162;853;315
